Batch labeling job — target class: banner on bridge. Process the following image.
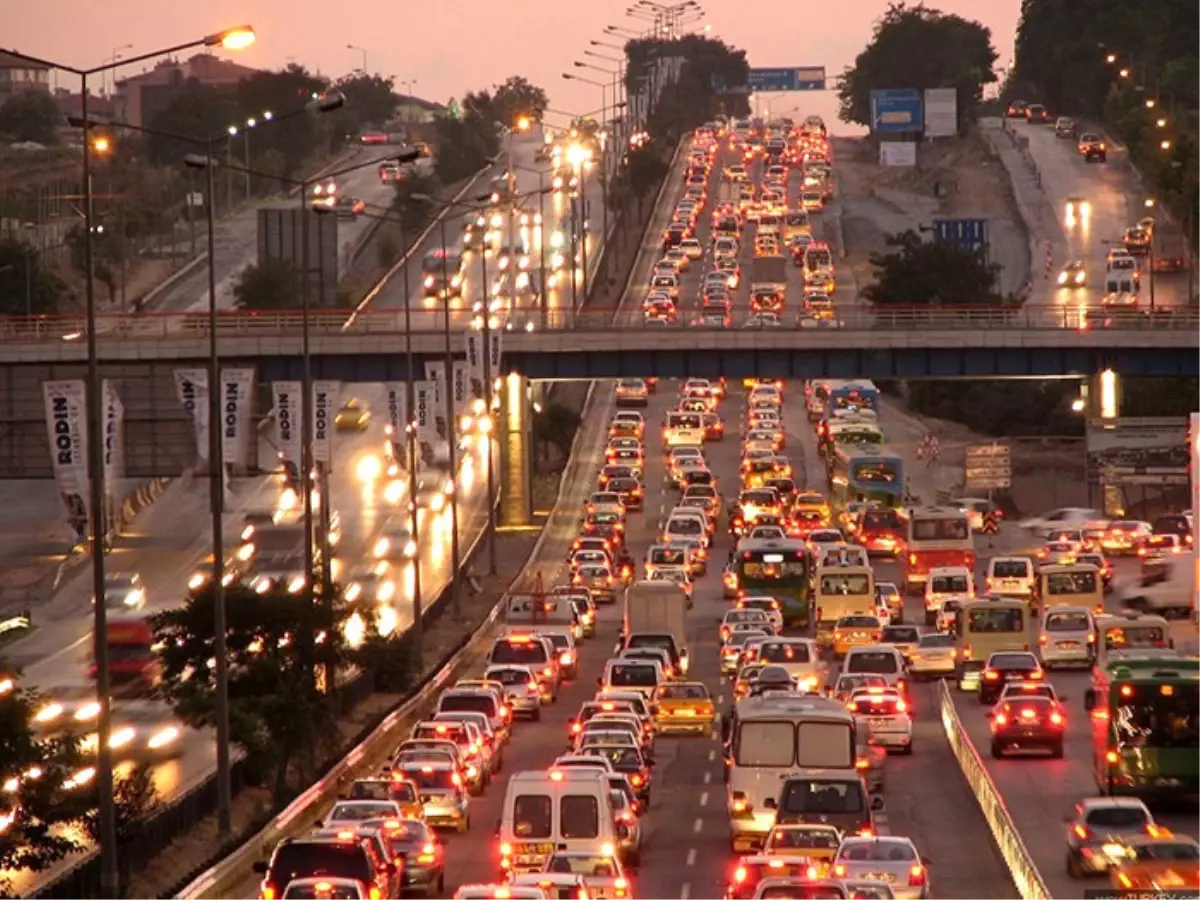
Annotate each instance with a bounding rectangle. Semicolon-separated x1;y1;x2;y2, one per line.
102;380;124;498
453;362;471;416
220;369;255;467
425;361;448;438
414;380;438;447
384;382;408;442
174;369;209;462
464;332;485;399
272;381;303;467
312;379;341;465
42;379;89;542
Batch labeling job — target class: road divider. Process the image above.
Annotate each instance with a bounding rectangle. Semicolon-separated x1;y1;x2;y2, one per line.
938;680;1050;899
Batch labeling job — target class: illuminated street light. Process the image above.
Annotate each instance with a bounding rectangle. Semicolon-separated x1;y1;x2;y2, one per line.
1160;139;1172;151
1118;68;1131;79
206;26;256;50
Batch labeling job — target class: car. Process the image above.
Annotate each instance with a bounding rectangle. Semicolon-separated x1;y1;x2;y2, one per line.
1078;133;1107;161
1025;103;1050;123
1065;797;1158;878
1058;260;1087;288
255;836;391;900
1019;507;1103;540
988;694;1066;757
334;398;370;432
979;651;1044;704
614;379;649;408
1054;116;1078;138
1005;99;1028;118
908;632;957;679
280;876;370;899
847;686;913;753
96;572;146;610
832;836;930;900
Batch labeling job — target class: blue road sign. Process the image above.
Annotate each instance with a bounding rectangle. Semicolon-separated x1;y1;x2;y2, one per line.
746;67;827;92
933;217;989;254
870;89;923;133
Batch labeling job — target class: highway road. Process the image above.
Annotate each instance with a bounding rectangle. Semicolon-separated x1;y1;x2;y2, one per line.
1;125;619;897
1003;116;1190;309
223;123;1015;900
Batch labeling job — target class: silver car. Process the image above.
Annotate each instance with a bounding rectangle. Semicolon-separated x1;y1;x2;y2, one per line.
908;632;958;679
833;836;930;900
483;665;542;719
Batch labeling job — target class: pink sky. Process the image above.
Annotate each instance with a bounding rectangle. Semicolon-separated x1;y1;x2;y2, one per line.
8;0;1020;134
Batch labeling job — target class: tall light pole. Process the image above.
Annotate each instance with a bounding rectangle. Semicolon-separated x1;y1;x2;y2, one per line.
106;44;131;97
347;43;368;73
226;109;275;200
4;29;255;895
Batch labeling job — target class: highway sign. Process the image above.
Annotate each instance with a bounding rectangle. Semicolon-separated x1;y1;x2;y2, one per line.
964;441;1011;490
746;67;827;92
870;89;923;133
933;217;989;255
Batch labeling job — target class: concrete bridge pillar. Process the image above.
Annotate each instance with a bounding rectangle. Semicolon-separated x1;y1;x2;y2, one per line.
499;372;533;526
1091;369;1120;420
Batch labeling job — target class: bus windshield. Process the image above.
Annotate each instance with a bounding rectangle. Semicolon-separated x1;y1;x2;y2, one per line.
966;607;1024;632
1103;624;1168;650
1046;570;1098;595
741;555;807;582
912;518;970;541
667;412;702;430
852;460;899;484
1113;683;1199;749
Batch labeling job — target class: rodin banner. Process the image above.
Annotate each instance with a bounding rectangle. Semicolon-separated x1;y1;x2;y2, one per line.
464;332;485;399
425;361;448;438
272;381;303;467
312;379;340;465
174;368;209;461
384;382;408;440
220;369;255;466
102;380;124;495
43;379;89;541
414;380;437;446
453;362;471;415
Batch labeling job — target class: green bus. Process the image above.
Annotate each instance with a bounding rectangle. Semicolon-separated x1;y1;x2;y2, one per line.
1086;655;1199;796
733;538;811;630
828;443;904;517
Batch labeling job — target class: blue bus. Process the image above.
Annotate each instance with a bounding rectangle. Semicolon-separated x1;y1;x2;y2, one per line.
825;381;879;417
829;443;904;512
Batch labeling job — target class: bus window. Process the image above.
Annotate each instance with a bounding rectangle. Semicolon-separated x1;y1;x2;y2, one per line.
1046;570;1098;595
819;573;870;595
796;722;854;768
852;460;899;484
1103;625;1167;650
735;721;794;766
913;518;970;541
1113;683;1199;749
966;607;1023;632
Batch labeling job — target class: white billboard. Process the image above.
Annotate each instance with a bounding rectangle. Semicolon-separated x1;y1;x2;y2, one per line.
220;369;255;466
272;381;303;467
879;141;917;167
174;368;209;461
464;331;485;399
43;379;90;541
102;380;123;494
311;379;340;465
384;382;408;440
414;380;437;446
924;87;957;138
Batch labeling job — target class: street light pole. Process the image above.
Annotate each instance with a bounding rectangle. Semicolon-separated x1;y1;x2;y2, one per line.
437;218;462;617
480;247;497;576
399;223;423;664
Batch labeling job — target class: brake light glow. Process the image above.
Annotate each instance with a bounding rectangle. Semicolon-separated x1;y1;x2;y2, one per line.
733;866;748;884
983;670;999;680
1074;824;1091;840
1050;711;1064;725
1020;708;1037;720
368;888;382;900
261;887;277;900
858;827;873;837
909;865;927;886
994;713;1008;725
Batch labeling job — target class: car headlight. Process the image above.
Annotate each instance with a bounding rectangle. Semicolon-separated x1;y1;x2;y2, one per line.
288;575;306;594
1057;272;1068;285
237;543;255;561
375;538;389;557
109;727;136;750
147;727;179;750
188;572;206;590
124;590;144;607
403;540;418;558
345;582;363;603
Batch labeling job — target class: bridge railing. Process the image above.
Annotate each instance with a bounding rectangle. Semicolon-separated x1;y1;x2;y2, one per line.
1;304;1197;342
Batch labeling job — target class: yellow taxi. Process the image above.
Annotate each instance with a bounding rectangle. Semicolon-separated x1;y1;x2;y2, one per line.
652;681;715;734
744;376;784;391
762;823;843;873
334;398;371;432
793;491;830;524
732;661;767;701
832;614;884;659
610;412;645;441
1110;832;1199;893
741;457;780;490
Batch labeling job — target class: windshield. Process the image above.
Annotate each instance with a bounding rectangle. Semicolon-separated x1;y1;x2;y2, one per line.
931;575;970;593
269;845;371;885
992;560;1029;578
608;664;658;687
283;883;362;900
781;779;864;814
401;767;455;790
1113;684;1199;749
820;574;870;595
911;518;969;541
966;607;1024;632
329;801;397;822
839;841;917;862
1046;571;1098;595
491;641;548;665
760;642;810;664
844;651;898;674
770;828;841;851
439;694;496;716
1103;625;1168;650
1045;612;1090;631
919;633;955;648
657;683;708;700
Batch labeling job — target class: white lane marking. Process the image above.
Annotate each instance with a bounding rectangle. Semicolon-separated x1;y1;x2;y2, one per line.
700;790;709;807
876;811;891;835
686;848;698;866
692;817;703;833
708;749;716;762
681;884;692;899
716;694;724;705
703;771;712;785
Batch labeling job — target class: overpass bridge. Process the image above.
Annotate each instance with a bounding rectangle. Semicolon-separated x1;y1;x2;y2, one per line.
2;305;1197;380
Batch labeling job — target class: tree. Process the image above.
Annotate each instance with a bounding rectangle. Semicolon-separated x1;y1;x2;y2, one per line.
236;66;331;180
906;380;1083;437
863;229;1005;306
431;110;498;184
152;583;352;802
392;170;440;233
146;82;237;167
491;76;549;125
837;3;998;130
333;72;400;130
233;257;303;311
0;90;61;145
81;764;159;894
0;239;67;316
534;403;582;465
623;141;669;217
0;682;93;889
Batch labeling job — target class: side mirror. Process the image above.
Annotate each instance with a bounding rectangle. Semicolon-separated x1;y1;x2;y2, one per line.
1083;690;1096;711
921;856;932;866
313;819;323;828
984;710;994;718
253;861;268;874
763;797;777;810
871;795;885;811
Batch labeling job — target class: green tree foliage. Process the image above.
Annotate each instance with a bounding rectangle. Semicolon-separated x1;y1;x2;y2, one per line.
491;76;549;125
534;402;582;464
838;3;997;130
233;257;302;311
236;66;331;178
863;229;1004;306
333;72;401;131
620;140;670;215
906;380;1083;437
0;239;67;316
0;89;61;145
392;170;440;233
623;36;751;139
81;764;159;893
0;682;92;884
64;222;122;305
432;105;499;184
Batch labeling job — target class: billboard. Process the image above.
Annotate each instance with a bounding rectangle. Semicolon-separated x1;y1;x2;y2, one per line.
870;89;923;133
1086;418;1189;485
924;88;957;137
747;67;826;92
879;142;917;167
933;218;989;255
174;369;209;461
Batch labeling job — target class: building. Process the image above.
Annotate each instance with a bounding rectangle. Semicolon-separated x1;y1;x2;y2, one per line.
395;93;445;124
0;51;51;99
54;89;115;121
113;53;259;128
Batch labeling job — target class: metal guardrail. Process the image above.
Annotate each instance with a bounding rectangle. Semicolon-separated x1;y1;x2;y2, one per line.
3;304;1197;344
938;680;1051;899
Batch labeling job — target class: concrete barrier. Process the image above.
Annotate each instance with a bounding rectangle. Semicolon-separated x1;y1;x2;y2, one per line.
938;680;1050;899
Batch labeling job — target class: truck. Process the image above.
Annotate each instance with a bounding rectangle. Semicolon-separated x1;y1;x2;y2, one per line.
1124;551;1196;619
623;580;687;649
750;255;787;294
90;614;161;695
1151;226;1188;273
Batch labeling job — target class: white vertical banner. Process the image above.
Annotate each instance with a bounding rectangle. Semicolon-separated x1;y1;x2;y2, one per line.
414;380;437;445
488;332;503;391
43;379;90;540
425;361;447;438
311;379;340;465
1191;412;1200;518
464;331;485;399
102;380;124;494
272;381;302;467
384;382;408;440
220;368;255;466
452;362;471;415
174;368;209;461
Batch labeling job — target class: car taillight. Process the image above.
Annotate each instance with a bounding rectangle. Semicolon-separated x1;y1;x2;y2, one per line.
1074;824;1091;840
560;652;574;665
983;670;999;680
1050;712;1064;726
369;888;382;900
631;774;643;786
833;864;847;878
543;666;554;677
452;773;462;786
909;865;927;886
1039;634;1048;644
994;713;1008;725
858;827;873;837
733;865;748;884
856;757;869;770
261;887;277;900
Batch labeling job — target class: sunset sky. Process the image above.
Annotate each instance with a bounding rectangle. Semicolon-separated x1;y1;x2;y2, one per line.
8;0;1021;133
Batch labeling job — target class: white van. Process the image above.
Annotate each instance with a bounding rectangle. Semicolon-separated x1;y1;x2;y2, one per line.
1038;605;1095;668
1125;551;1196;619
499;769;619;875
986;557;1035;599
601;659;663;699
841;645;907;691
754;637;825;692
923;566;976;626
664;511;709;547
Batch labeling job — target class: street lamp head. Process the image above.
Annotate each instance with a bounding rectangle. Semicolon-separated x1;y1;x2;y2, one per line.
183;152;218;170
206;26;256;51
227;124;239;136
91;136;111;154
516;115;532;131
1105;53;1117;63
573;61;586;68
562;73;573;80
310;90;347;113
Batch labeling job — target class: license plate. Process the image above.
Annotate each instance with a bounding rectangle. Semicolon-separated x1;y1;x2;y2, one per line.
870;717;894;728
1056;641;1080;649
516;842;555;855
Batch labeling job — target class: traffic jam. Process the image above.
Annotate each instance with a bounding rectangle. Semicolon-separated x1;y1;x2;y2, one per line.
247;119;1198;900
